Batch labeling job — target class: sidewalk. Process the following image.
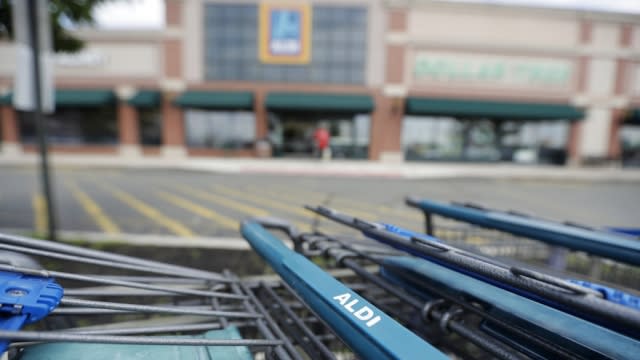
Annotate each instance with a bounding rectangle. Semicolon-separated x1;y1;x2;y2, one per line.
1;152;640;181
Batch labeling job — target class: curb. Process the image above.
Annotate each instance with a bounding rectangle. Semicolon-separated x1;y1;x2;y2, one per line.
0;228;260;250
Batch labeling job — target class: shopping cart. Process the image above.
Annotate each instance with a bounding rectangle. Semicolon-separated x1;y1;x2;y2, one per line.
405;197;640;289
1;200;639;359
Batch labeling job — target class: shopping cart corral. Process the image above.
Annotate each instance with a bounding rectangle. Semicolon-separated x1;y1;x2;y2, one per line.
1;201;639;359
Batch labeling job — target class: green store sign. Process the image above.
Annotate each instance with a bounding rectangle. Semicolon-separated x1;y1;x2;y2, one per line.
414;53;572;87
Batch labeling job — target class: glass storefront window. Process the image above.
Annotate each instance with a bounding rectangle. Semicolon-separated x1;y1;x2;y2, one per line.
139;109;162;146
204;4;367;85
18;107;117;145
184;110;256;150
620;126;640;167
268;113;370;159
402;116;569;164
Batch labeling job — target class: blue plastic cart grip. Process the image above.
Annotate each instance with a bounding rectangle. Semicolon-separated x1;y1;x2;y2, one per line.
569;280;640;311
0;271;63;353
382;223;441;243
241;220;449;360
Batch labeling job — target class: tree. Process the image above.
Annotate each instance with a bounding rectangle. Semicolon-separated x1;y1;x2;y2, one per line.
0;0;112;53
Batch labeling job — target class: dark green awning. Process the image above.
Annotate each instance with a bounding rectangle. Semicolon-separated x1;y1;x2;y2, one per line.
406;98;584;121
0;90;115;107
0;92;11;105
174;91;254;110
623;109;640;126
56;89;116;107
266;92;374;113
128;90;161;108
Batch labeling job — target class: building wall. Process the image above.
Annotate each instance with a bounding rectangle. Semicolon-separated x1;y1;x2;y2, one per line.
2;0;640;164
381;1;640;163
0;34;162;81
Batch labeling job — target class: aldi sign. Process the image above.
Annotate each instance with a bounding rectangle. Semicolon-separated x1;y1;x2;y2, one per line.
259;2;311;64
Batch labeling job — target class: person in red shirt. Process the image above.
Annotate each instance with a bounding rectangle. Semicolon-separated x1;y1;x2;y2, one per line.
313;125;331;160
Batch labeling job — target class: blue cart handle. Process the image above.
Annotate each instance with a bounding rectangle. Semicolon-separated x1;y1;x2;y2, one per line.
240;220;449;360
0;270;63;353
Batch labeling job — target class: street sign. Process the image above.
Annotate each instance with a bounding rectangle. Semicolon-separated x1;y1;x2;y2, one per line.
12;0;54;113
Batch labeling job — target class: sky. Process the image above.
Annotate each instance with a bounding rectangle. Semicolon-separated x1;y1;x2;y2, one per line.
93;0;640;29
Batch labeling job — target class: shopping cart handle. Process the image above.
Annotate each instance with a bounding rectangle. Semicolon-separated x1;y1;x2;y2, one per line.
405;197;640;266
240;220;449;360
0;271;63;353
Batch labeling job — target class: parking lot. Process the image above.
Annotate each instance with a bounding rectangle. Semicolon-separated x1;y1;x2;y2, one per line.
1;166;638;239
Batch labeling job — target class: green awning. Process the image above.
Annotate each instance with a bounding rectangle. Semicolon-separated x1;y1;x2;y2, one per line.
406;98;584;120
173;91;254;110
0;90;115;107
128;90;161;108
0;92;11;105
266;92;374;113
623;109;640;126
56;89;116;107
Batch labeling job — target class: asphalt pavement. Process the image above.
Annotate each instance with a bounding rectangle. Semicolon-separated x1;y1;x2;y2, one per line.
0;165;638;240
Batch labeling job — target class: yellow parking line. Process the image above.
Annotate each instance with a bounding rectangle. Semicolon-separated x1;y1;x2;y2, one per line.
32;193;47;235
248;185;380;220
255;185;421;230
66;181;120;234
269;184;422;217
173;184;270;218
100;184;194;237
156;191;237;230
210;185;321;232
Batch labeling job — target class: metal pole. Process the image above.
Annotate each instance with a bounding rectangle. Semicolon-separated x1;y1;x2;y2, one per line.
27;0;57;241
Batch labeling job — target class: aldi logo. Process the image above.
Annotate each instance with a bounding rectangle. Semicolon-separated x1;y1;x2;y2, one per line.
259;2;311;64
333;292;382;328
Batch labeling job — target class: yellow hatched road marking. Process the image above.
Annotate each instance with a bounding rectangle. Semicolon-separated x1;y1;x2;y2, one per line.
247;185;381;220
254;185;420;230
100;184;194;237
210;185;321;232
172;184;270;218
32;193;47;235
66;181;120;234
266;184;421;219
156;191;237;230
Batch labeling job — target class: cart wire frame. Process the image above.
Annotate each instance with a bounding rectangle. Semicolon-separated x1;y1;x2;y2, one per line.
1;199;639;360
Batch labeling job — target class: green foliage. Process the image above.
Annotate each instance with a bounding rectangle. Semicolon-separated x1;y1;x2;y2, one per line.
0;0;113;53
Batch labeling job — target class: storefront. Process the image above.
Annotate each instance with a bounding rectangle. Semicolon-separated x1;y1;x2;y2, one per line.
0;0;637;165
128;90;163;147
16;89;118;147
174;91;256;155
402;98;583;164
620;109;640;167
265;92;372;159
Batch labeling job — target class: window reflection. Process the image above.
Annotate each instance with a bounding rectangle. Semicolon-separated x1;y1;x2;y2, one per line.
402;116;569;164
18;108;117;145
185;110;256;150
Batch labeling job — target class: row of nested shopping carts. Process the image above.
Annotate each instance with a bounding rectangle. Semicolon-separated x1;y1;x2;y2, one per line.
1;196;639;359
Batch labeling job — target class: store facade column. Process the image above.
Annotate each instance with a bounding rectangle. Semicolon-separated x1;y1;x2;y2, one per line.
607;24;633;162
161;0;186;158
370;93;404;161
116;87;142;157
567;20;592;166
0;105;21;156
161;93;186;158
254;89;268;139
370;7;408;161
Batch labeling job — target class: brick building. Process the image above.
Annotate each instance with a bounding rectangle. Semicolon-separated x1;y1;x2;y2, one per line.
1;0;639;165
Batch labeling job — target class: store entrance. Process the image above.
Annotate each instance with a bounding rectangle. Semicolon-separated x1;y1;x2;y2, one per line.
277;114;316;157
268;112;370;159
